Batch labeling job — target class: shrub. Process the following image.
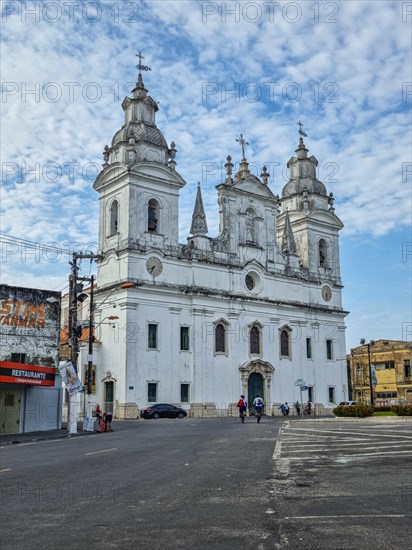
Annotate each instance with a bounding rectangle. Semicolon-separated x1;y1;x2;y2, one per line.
333;403;374;417
391;405;412;416
373;405;392;412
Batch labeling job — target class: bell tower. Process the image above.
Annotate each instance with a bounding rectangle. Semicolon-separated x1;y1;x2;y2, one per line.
93;53;186;278
277;130;343;285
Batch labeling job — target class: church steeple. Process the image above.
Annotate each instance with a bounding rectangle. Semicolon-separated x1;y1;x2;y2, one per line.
99;53;176;168
281;211;297;255
281;125;329;212
277;129;344;282
190;183;208;236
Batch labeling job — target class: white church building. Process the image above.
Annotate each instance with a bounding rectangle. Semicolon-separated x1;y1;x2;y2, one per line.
91;62;349;418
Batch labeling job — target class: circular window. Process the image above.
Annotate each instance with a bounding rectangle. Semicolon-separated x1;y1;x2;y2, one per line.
245;274;254;290
244;271;262;293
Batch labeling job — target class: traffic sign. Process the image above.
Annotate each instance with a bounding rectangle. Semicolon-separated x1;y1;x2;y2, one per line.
295;378;306;386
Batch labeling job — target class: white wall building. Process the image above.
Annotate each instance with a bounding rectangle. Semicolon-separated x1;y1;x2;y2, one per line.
92;64;349;417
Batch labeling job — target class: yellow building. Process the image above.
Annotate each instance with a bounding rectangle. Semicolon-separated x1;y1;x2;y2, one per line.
349;340;412;405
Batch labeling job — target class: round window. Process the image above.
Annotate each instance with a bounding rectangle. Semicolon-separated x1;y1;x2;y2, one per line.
245;275;254;290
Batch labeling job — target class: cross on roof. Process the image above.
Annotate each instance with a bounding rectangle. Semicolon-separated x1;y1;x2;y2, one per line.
236;133;249;159
297;120;308;138
135;51;152;73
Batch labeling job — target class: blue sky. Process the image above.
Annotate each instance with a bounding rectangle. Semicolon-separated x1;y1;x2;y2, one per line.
1;0;411;352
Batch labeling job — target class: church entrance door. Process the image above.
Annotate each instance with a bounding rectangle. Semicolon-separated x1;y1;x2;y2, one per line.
248;372;264;414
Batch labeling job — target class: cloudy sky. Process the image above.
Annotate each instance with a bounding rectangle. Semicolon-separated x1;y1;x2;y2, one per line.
1;0;411;351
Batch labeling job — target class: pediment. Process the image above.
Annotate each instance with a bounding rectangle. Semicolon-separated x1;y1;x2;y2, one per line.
233;175;277;200
129;161;186;187
305;209;344;229
93;163;129;190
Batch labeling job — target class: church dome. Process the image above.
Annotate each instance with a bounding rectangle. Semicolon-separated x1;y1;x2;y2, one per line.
281;137;327;198
282;176;327;198
111;122;168;149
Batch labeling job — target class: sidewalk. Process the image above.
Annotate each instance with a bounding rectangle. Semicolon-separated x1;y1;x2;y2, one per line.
0;422;97;446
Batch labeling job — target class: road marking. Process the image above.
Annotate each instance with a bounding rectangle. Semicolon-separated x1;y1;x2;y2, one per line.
0;468;11;473
287;428;412;440
283;514;407;519
273;438;282;459
284;440;372;445
336;450;412;458
287;450;412;460
85;448;117;456
282;443;411;452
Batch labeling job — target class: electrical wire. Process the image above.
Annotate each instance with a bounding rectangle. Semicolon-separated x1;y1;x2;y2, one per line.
0;233;73;256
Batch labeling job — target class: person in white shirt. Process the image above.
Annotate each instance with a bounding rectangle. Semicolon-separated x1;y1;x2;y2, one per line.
253;394;264;422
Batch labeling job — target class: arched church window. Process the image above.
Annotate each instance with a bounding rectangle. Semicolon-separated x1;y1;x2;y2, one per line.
215;323;226;353
319;239;328;267
148;199;159;232
109;200;119;235
250;325;260;355
280;329;290;357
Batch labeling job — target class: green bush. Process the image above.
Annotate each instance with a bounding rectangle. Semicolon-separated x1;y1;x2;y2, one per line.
373;405;392;412
333;403;374;417
391;405;412;416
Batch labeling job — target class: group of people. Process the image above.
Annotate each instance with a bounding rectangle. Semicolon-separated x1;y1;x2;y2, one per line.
279;402;290;416
96;398;312;427
237;394;265;422
236;395;264;418
95;404;113;432
237;395;313;420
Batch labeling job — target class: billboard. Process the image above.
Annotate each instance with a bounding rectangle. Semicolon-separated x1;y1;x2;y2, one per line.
0;285;61;376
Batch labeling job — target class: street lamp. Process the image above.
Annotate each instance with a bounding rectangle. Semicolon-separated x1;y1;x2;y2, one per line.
360;339;375;406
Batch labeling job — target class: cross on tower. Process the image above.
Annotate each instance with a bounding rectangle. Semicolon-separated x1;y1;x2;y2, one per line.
236;133;249;159
297;120;308;138
135;51;152;73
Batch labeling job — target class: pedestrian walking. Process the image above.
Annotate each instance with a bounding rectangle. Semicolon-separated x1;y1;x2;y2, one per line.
284;402;290;416
279;403;286;416
103;411;113;432
95;404;102;423
237;395;247;422
295;401;301;416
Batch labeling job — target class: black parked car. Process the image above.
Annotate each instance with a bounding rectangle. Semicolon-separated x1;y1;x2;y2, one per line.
140;403;187;419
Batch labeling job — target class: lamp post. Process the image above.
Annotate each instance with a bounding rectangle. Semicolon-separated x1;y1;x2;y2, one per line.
360;339;375;406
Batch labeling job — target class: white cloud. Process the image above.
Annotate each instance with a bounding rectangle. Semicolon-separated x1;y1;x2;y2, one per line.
1;0;411;349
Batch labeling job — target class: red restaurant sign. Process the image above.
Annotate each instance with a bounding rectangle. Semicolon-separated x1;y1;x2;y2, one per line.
0;361;56;386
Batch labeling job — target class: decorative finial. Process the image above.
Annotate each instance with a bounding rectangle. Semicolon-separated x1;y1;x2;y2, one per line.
328;192;335;212
168;141;177;170
103;145;109;163
225;155;234;184
261;165;269;185
235;133;249;159
135;51;152;74
297;120;308;138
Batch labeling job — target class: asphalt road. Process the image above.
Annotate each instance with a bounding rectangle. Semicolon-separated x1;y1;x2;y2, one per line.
0;417;411;550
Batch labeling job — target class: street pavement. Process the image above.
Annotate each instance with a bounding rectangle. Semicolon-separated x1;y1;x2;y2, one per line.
0;416;411;549
272;418;412;549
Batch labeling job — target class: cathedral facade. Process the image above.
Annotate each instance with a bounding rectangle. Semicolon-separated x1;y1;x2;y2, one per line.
92;65;348;417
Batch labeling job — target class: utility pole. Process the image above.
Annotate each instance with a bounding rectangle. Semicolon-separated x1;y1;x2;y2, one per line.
87;275;94;395
67;253;80;434
67;252;102;433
